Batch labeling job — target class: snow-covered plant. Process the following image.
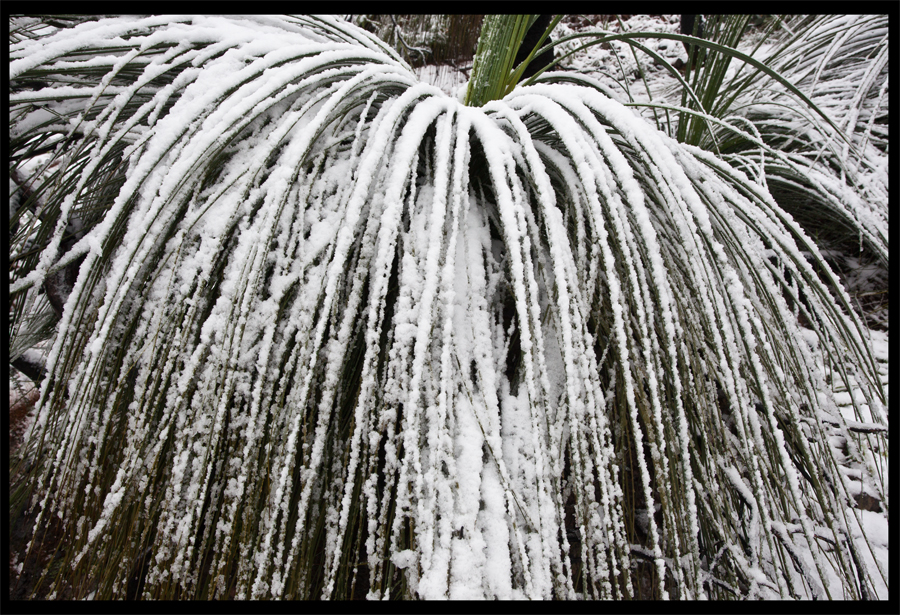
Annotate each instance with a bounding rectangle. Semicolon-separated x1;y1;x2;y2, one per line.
670;14;888;274
9;15;887;600
532;15;889;271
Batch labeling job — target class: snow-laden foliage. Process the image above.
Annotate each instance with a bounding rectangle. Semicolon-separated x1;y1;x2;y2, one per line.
664;15;889;269
9;15;887;600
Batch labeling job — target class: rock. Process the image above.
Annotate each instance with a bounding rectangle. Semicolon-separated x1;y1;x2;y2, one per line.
854;491;883;513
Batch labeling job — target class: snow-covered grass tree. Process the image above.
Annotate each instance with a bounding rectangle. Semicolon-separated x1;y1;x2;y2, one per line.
9;15;887;600
663;15;889;293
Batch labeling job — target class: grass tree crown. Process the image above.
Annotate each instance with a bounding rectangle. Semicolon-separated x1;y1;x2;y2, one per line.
8;14;887;600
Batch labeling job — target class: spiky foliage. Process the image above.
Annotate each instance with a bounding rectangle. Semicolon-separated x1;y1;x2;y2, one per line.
542;15;888;272
9;15;887;600
464;15;561;106
672;15;888;272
